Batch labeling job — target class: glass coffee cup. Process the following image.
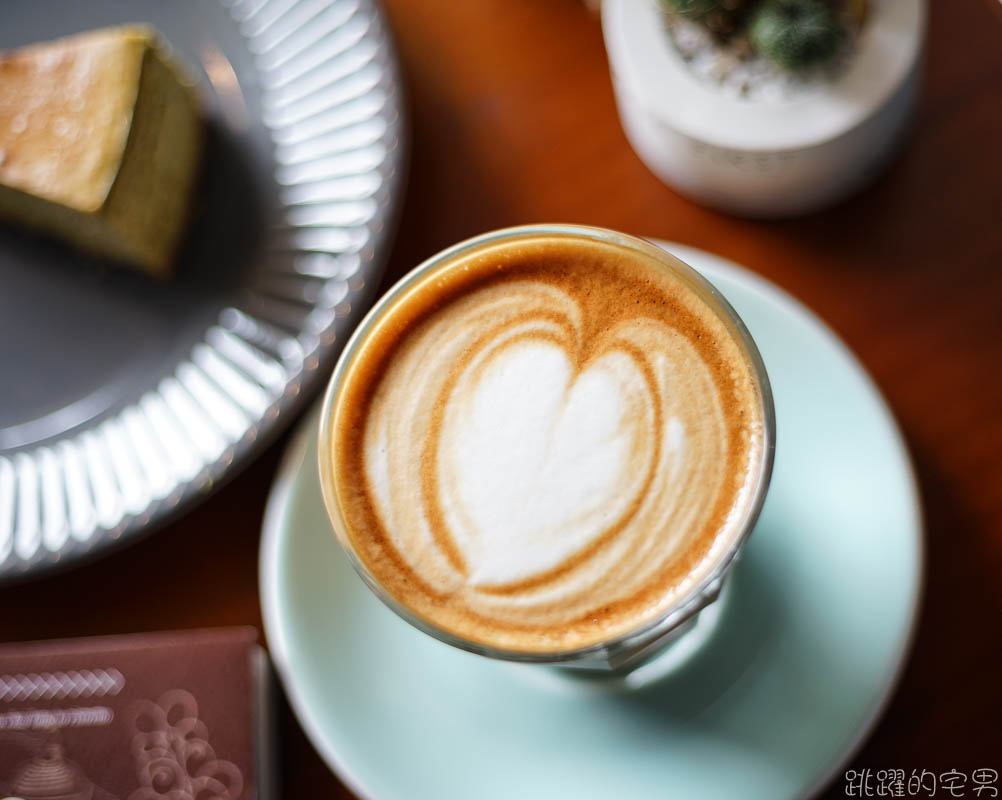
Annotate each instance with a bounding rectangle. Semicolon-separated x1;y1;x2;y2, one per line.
318;225;775;673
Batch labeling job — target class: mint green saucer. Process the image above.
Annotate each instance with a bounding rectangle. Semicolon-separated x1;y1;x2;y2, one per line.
260;244;923;800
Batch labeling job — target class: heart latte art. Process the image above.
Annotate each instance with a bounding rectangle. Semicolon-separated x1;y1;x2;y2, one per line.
328;236;767;653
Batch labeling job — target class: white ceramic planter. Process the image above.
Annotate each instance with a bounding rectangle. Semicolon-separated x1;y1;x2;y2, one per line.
603;0;927;217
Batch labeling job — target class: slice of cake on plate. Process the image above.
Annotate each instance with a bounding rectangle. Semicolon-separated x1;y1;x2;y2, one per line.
0;25;204;276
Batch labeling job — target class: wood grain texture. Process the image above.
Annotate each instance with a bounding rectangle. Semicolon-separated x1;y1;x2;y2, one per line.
2;0;1000;796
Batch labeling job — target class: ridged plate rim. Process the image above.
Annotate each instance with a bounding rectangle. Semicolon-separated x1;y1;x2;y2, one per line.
0;0;407;583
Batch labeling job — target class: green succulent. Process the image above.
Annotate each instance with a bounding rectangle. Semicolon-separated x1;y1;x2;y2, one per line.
748;0;845;72
662;0;750;37
662;0;730;18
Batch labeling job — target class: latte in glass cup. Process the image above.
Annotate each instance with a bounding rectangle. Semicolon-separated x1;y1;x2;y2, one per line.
319;225;774;671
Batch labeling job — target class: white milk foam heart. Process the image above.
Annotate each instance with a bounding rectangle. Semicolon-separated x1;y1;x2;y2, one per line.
444;340;673;587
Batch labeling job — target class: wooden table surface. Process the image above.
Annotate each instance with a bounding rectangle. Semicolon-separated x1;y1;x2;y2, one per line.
3;0;1001;796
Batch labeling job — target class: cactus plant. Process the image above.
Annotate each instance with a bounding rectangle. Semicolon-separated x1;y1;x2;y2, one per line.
662;0;752;38
748;0;844;71
662;0;736;19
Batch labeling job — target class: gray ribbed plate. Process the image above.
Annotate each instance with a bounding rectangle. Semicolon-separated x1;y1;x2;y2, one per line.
0;0;405;582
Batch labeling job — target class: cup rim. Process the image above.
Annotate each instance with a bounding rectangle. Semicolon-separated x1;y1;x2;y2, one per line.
317;223;776;665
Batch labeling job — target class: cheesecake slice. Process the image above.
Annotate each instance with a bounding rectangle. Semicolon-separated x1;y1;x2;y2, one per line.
0;25;203;276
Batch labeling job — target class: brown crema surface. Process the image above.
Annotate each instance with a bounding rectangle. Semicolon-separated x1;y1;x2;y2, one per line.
327;234;766;654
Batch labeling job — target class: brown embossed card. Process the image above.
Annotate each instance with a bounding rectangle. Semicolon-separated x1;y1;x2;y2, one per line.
0;627;272;800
